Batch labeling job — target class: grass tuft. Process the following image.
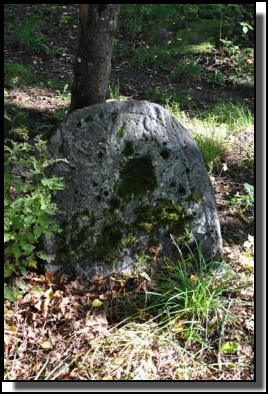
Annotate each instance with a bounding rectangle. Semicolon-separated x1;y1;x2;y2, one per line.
13;17;51;54
143;237;236;344
4;62;36;88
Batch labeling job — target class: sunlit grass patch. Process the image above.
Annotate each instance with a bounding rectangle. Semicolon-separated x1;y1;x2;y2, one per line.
202;103;254;132
165;100;227;170
187;42;214;53
4;62;35;88
169;102;253;135
78;321;210;380
195;134;226;168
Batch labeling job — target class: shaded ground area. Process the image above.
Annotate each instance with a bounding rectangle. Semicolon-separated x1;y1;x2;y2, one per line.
4;4;254;126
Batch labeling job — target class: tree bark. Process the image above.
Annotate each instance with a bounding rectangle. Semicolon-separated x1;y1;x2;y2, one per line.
70;4;120;112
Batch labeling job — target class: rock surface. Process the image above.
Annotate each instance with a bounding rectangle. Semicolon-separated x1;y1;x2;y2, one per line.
45;100;222;277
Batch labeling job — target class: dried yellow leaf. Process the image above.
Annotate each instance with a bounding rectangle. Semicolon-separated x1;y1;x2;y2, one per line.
189;275;198;285
41;340;52;349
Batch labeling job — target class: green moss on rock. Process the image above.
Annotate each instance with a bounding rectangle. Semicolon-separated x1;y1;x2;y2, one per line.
55;194;194;272
92;221;124;261
122;141;134;157
116;155;157;202
117;127;125;138
190;193;203;203
136;199;187;235
138;222;154;233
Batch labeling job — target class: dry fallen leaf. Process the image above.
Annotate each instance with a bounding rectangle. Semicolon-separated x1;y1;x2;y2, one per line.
189;274;198;285
245;319;254;333
41;340;52;349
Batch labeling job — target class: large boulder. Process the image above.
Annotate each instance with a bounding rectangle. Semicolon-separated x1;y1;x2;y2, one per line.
45;100;222;277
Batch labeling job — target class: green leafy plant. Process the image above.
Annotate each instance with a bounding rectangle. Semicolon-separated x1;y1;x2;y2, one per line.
231;183;254;211
4;279;28;302
54;110;67;124
220;39;240;57
59;14;71;25
239;22;253;36
120;4;177;39
4;135;66;279
170;61;201;83
209;69;225;84
108;81;121;100
218;39;253;83
56;84;71;101
4;107;30;139
220;341;240;354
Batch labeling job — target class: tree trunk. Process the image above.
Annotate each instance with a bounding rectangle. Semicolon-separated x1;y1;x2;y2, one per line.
70;4;120;112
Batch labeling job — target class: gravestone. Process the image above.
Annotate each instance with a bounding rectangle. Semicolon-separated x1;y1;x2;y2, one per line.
45;100;222;277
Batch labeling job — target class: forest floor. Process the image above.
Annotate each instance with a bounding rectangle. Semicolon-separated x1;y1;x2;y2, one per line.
4;5;255;381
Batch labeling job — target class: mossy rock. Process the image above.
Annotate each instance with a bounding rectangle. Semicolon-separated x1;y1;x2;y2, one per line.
45;100;222;277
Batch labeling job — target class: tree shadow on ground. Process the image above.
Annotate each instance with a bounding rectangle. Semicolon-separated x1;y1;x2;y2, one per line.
4;101;67;140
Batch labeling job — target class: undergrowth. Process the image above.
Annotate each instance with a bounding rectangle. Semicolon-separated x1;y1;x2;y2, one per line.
4;127;66;287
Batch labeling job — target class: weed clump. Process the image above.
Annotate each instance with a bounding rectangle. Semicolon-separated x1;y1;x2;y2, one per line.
4;133;65;282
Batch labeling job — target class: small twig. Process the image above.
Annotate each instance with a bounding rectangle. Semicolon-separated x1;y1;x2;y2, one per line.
34;358;49;380
43;342;76;380
217;298;233;371
219;12;223;40
10;170;28;177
